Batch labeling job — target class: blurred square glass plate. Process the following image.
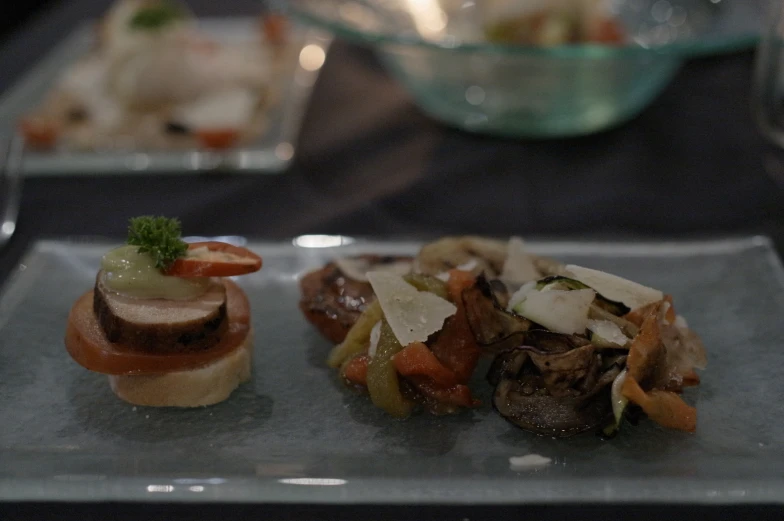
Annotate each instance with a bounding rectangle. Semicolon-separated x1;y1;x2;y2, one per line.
0;237;783;504
0;18;331;176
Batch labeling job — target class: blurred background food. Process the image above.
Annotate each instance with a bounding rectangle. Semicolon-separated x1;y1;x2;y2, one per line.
481;0;625;46
287;0;763;138
18;0;291;151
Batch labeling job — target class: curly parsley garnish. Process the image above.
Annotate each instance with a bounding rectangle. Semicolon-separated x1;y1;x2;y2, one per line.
129;2;185;31
127;216;188;269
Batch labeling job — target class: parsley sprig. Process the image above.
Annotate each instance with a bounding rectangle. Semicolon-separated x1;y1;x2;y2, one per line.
127;216;188;269
129;2;185;31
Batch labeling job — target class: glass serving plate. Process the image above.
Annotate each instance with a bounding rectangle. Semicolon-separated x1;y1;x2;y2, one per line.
0;18;331;176
0;236;783;504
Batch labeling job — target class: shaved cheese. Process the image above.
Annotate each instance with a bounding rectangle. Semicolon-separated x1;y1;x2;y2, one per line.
368;321;382;358
334;257;412;283
509;454;552;471
564;265;663;310
587;319;629;347
513;289;595;334
367;271;457;347
507;281;537;312
674;315;688;329
611;368;628;425
501;237;540;284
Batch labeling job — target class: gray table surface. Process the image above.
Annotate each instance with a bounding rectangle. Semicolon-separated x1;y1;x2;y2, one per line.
1;0;783;519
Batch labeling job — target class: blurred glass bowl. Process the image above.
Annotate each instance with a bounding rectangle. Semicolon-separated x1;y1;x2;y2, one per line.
285;0;763;138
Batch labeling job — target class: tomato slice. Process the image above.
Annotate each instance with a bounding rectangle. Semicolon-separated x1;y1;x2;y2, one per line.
261;14;288;45
196;128;239;149
166;242;262;278
65;280;251;376
19;117;59;148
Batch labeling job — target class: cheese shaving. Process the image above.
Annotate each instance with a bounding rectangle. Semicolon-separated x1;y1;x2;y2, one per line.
565;264;663;310
501;237;540;284
366;271;457;347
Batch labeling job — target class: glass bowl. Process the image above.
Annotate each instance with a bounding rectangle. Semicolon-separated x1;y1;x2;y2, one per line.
285;0;763;138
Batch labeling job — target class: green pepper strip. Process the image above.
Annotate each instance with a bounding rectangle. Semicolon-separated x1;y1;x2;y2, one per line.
403;273;449;299
366;320;413;418
327;300;384;368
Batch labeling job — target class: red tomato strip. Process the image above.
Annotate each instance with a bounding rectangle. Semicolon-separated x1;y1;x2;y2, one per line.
19;117;59;148
622;375;696;432
166;242;262;278
65;280;250;376
427;270;482;383
196;129;239;149
342;355;369;386
262;14;288;45
393;342;460;388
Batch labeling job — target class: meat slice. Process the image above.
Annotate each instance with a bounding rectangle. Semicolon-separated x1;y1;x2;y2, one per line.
93;271;228;353
299;255;412;344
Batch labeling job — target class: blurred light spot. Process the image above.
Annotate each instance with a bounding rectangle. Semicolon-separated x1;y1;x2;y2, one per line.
172;477;226;485
299;44;326;72
126;153;150;171
189;486;205;492
293;235;355;248
338;3;376;30
405;0;447;37
278;478;347;486
668;6;687;27
147;485;174;493
465;85;485;106
275;142;294;161
651;0;673;23
2;221;15;235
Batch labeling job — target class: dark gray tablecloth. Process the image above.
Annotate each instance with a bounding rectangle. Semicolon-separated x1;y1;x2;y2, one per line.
1;0;783;519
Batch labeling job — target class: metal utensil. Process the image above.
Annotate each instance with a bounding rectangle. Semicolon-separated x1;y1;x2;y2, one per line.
0;134;24;249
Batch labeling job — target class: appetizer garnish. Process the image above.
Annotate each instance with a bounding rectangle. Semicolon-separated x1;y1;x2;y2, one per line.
299;236;707;436
20;0;289;151
64;216;262;407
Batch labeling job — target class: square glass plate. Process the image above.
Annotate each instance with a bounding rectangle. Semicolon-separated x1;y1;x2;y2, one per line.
1;237;783;505
0;19;331;176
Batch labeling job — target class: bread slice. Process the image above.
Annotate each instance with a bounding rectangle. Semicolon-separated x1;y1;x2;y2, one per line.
108;329;253;407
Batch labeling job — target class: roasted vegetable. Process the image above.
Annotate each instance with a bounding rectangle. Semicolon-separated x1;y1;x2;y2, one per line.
366;320;413;418
403;273;449;300
327;300;383;368
490;344;620;438
462;274;532;353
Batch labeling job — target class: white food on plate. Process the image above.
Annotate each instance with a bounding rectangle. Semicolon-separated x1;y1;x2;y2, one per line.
513;288;595;334
501;236;540;284
564;264;663;310
174;88;259;130
508;454;552;471
587;319;629;347
368;320;382;358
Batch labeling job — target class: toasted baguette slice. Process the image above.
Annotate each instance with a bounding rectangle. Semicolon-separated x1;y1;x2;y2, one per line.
108;329;253;407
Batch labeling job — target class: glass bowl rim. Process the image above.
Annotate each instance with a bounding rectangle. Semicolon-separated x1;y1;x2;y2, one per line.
281;0;761;59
